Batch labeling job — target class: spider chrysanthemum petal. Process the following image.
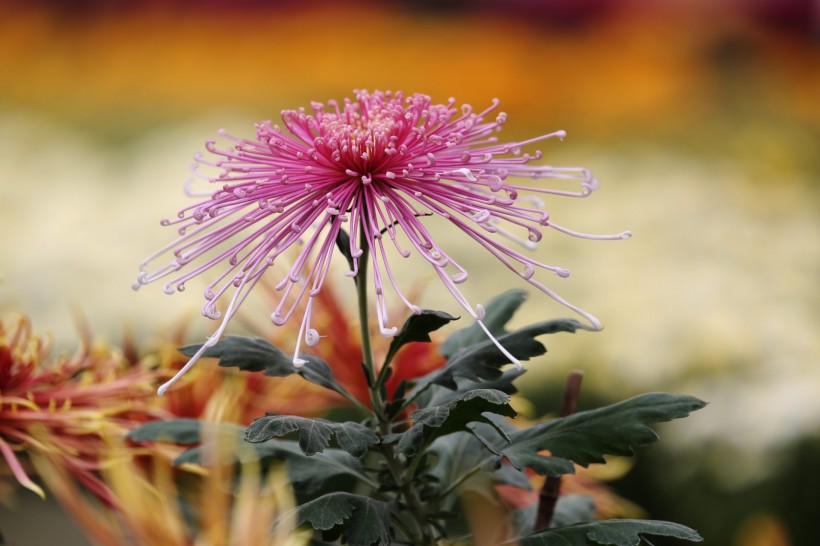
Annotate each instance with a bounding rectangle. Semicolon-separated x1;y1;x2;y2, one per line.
135;90;629;394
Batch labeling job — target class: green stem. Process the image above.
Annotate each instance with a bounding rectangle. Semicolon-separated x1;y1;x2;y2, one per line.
337;386;374;417
438;466;482;503
389;514;418;544
404;436;432;482
396;388;426;416
374;352;394;391
355;243;384;419
353;229;435;545
380;444;433;544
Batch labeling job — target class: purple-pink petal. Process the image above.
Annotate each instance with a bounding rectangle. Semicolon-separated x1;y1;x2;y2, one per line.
135;90;629;394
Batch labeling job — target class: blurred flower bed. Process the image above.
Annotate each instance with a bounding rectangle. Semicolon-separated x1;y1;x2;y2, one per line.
0;1;817;544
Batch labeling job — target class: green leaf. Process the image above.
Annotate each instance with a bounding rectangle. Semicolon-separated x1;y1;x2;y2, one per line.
425;368;526;408
332;422;380;458
551;495;596;528
412;389;516;430
440;289;528;358
127;418;207;445
169;446;205;466
518;519;702;546
384;310;458;366
245;415;379;458
179;336;356;402
299;493;355;530
297;493;392;546
507;451;577;477
388;389;516;456
246;415;334;456
426;433;487;493
382;424;420;457
136;419;374;495
239;439;374;491
286;448;373;493
173;438;374;493
493;462;534;491
502;394;706;475
295;355;345;393
335;227;356;273
179;336;287;373
409;319;590;405
425;432;503;503
444;319;591;382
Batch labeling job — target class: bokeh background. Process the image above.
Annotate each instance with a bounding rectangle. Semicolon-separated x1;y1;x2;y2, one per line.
1;0;818;544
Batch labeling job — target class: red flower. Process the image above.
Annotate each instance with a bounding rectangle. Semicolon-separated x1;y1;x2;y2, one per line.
0;315;161;504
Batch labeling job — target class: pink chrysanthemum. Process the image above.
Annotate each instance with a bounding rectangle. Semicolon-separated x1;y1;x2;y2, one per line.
134;90;629;395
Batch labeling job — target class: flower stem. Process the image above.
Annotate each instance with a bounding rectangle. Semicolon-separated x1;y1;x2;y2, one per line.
354;243;384;419
354;229;435;545
380;443;434;544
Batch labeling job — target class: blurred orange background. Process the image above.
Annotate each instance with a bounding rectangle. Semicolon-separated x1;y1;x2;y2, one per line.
0;1;818;544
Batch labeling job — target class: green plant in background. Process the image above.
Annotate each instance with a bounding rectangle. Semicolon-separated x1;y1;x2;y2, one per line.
130;90;703;545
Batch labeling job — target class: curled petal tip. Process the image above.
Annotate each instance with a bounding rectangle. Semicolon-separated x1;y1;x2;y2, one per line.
271;312;286;326
293;357;307;368
453;167;478;182
305;328;321;347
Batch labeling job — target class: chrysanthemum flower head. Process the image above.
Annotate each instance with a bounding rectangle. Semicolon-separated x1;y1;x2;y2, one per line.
0;314;160;503
134;90;629;395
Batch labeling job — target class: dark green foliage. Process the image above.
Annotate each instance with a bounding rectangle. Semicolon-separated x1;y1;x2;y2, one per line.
179;336;289;374
439;289;529;358
408;317;592;405
551;495;597;527
180;336;358;404
142;293;704;546
519;520;702;545
171;438;373;494
127;418;209;445
412;389;515;428
500;394;707;475
245;415;378;457
296;493;393;546
334;228;356;273
384;310;458;366
386;389;516;457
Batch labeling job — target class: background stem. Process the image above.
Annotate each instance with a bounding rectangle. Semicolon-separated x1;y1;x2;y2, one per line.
536;370;585;530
